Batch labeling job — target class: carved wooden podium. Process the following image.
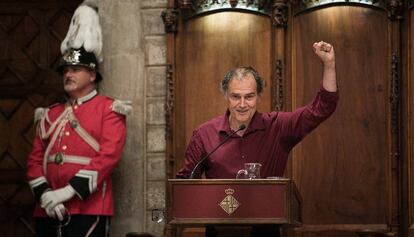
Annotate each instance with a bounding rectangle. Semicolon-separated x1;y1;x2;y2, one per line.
167;179;302;237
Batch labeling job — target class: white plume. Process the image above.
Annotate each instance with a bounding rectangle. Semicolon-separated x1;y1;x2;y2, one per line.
81;0;99;8
60;1;103;62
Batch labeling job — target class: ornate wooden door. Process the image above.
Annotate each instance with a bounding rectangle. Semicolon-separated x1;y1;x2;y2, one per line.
0;1;80;236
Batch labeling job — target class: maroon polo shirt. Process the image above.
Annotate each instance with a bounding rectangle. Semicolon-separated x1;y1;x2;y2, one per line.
176;86;338;179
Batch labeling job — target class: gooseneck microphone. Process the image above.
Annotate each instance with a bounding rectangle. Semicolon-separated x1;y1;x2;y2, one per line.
189;124;246;179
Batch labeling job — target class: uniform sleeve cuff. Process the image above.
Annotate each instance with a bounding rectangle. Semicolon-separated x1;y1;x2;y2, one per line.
28;177;51;201
68;169;98;200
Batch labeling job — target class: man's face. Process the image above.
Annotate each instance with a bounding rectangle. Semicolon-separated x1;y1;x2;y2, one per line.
226;75;260;129
62;65;96;98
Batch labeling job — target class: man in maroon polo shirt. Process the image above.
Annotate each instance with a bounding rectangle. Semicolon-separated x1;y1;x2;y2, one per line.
177;41;338;237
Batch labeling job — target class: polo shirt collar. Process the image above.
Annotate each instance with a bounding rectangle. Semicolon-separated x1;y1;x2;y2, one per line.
219;110;266;135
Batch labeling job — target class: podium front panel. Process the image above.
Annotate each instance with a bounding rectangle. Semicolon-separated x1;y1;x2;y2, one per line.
168;179;299;225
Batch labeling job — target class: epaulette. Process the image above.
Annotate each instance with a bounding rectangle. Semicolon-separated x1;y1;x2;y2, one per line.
34;108;46;123
34;103;60;124
111;99;132;115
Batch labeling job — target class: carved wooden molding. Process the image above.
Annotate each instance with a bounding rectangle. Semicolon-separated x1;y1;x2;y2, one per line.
294;0;386;7
179;0;193;10
173;1;406;24
390;53;400;135
273;0;288;27
291;0;388;15
273;59;284;111
165;65;174;139
386;0;403;20
178;0;273;18
389;52;401;234
161;8;179;33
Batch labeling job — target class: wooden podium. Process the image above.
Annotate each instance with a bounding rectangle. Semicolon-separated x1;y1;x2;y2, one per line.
167;179;302;237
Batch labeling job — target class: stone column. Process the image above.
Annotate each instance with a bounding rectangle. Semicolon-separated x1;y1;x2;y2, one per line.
142;0;167;236
100;0;145;236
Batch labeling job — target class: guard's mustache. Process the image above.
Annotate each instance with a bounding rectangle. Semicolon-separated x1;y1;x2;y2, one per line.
64;78;75;84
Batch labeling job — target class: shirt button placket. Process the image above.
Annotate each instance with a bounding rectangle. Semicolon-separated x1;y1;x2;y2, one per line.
240;137;245;159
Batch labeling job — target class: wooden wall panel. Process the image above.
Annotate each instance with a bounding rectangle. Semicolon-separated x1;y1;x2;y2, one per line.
408;6;414;237
174;12;272;175
291;5;389;235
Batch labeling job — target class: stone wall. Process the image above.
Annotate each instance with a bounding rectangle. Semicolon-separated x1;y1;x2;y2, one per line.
99;0;167;236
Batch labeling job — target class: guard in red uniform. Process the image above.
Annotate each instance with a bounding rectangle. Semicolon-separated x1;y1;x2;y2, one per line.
26;1;131;236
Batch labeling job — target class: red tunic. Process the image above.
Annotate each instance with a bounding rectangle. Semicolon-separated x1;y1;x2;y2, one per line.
27;92;127;217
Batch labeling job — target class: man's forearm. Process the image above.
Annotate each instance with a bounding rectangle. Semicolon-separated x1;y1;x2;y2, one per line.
322;62;337;92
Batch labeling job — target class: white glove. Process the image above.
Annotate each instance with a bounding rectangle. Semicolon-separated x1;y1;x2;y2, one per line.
44;203;57;219
40;185;76;211
44;203;67;221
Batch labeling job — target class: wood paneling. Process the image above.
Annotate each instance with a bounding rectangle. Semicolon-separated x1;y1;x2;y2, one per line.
408;6;414;237
291;6;390;236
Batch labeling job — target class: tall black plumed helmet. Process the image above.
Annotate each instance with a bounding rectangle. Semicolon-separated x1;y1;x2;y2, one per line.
56;47;102;82
57;0;103;82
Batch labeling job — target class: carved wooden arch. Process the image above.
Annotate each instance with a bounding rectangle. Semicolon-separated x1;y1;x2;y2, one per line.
291;0;403;20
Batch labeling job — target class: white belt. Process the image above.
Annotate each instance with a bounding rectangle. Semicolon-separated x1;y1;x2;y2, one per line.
47;154;91;165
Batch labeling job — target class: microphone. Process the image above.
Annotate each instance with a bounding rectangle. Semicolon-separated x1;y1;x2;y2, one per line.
189;124;246;179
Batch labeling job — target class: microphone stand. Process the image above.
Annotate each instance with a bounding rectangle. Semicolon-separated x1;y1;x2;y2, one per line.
189;124;246;179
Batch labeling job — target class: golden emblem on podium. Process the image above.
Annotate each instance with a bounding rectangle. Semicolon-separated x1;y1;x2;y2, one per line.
219;188;240;215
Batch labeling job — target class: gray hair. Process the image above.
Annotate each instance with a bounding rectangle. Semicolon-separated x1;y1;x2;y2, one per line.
220;66;265;94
